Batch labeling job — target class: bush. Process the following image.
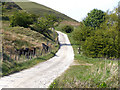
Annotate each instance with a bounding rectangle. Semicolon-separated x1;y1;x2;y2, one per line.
72;8;119;59
10;11;37;28
82;27;118;59
72;25;93;43
62;25;74;33
33;14;60;34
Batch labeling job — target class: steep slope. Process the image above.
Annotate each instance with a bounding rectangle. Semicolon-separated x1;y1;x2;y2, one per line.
2;2;59;76
15;1;78;22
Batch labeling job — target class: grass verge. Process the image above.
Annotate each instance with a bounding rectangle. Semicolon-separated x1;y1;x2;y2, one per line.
49;28;118;88
2;43;60;76
2;20;60;76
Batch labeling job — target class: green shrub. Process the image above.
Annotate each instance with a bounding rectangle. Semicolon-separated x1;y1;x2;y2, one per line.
62;25;74;33
72;8;119;59
72;25;93;43
2;62;11;76
33;14;60;34
10;11;37;27
2;15;9;21
82;29;118;58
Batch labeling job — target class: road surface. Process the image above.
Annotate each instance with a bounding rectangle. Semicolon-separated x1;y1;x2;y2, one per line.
0;31;74;89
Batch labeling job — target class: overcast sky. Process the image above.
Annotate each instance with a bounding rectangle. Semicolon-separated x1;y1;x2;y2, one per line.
29;0;119;22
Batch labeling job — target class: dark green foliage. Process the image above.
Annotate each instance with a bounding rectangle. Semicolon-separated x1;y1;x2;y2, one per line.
33;17;49;33
2;2;6;6
2;62;10;75
2;15;9;21
33;14;60;34
62;25;74;33
72;25;93;43
10;11;37;27
83;28;118;58
99;82;107;88
73;8;119;59
30;14;38;22
83;9;105;28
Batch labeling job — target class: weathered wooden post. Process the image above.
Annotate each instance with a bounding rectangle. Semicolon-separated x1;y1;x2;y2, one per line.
78;47;80;54
18;50;21;61
34;48;36;57
9;49;12;60
2;46;4;62
25;51;27;60
30;51;32;60
39;46;41;56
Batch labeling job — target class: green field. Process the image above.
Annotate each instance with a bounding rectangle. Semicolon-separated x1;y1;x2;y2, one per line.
15;2;77;22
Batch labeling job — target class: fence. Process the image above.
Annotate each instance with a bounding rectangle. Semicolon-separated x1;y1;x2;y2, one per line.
3;42;53;62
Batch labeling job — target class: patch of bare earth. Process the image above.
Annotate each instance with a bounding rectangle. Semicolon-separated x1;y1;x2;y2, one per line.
61;21;80;26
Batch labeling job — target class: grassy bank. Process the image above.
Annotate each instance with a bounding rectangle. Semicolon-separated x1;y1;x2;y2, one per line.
50;26;119;88
2;26;60;76
2;43;59;76
2;2;61;77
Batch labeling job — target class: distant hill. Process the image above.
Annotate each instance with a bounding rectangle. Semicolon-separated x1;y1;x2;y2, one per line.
15;1;78;22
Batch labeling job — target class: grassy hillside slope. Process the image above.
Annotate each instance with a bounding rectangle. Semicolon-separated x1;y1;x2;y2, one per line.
15;1;77;22
2;2;59;76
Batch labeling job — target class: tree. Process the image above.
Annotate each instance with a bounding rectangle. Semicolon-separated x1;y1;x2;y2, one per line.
82;26;118;58
83;9;105;28
10;11;37;27
45;14;61;28
34;17;49;34
72;25;93;44
62;25;74;33
72;7;119;59
33;14;61;34
82;8;119;59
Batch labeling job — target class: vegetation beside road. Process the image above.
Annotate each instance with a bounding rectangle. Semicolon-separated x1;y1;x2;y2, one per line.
50;32;118;88
2;2;60;76
50;8;119;88
2;44;59;76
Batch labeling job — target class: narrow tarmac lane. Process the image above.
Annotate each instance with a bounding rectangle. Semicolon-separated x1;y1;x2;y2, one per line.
0;31;74;89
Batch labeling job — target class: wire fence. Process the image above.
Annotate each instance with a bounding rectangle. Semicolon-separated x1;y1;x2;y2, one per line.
3;42;54;63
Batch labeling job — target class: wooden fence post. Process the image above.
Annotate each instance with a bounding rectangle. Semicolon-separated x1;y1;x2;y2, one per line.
78;47;80;54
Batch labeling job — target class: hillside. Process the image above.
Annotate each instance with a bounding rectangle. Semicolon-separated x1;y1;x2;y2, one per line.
15;1;78;22
1;1;79;76
2;2;59;76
